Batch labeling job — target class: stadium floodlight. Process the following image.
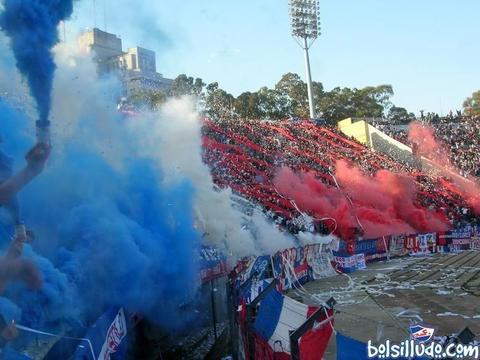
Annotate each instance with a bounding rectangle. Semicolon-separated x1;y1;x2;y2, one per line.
289;0;321;119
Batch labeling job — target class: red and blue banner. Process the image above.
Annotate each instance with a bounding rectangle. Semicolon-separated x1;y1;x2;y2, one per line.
272;247;314;291
439;227;472;252
253;289;333;360
199;246;228;283
333;253;366;273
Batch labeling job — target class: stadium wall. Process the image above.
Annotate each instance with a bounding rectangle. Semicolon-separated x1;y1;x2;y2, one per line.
337;118;371;146
367;124;416;166
338;118;416;166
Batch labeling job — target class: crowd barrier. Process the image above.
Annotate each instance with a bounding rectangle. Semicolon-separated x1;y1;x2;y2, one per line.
226;224;480;359
226;241;339;360
332;225;480;273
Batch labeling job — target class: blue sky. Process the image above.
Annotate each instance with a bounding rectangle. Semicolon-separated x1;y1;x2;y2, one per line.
68;0;480;115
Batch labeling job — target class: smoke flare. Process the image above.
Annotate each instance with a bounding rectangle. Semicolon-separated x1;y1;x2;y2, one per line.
0;0;74;124
408;121;480;214
274;160;450;240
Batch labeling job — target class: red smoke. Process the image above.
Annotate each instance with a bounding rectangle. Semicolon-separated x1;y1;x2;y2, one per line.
274;160;450;240
408;122;480;214
408;122;450;167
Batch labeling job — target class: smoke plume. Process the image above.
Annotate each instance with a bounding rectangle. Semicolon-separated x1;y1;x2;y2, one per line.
0;41;200;331
274;160;450;240
0;36;303;333
408;121;451;167
0;0;74;124
128;96;297;258
408;121;480;214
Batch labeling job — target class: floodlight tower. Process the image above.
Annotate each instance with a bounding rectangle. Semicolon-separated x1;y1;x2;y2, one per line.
289;0;321;119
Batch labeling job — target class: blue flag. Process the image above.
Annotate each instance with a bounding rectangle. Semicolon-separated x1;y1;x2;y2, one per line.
74;307;128;360
337;333;368;360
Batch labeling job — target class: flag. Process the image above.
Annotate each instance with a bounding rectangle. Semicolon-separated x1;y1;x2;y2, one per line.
336;333;368;360
98;308;127;360
239;279;272;304
73;307;128;360
253;290;333;359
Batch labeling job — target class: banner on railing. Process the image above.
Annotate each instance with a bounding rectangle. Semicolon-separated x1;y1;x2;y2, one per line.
272;243;336;291
307;244;337;280
471;236;480;251
439;228;471;252
409;233;436;256
333;253;366;273
389;235;409;257
74;307;128;360
272;247;311;291
235;225;480;283
199;246;228;283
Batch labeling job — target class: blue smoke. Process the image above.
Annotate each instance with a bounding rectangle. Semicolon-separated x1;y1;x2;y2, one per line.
0;99;201;331
0;0;74;124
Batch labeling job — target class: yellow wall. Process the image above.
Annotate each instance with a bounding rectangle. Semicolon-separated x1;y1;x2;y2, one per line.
338;118;417;166
337;118;370;146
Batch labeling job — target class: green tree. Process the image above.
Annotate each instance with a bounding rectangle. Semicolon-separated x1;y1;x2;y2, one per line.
275;73;324;118
353;85;394;118
205;82;236;120
255;87;292;120
127;89;166;110
275;73;307;117
318;85;394;123
317;87;355;122
234;92;262;119
463;90;480;116
168;74;206;98
388;106;413;124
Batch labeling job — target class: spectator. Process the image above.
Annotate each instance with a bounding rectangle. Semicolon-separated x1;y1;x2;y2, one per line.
0;142;49;349
202;116;478;236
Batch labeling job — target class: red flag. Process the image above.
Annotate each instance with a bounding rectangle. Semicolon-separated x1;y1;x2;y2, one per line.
299;309;334;360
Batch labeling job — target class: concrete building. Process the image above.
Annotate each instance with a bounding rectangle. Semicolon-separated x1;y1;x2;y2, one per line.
119;47;173;94
121;47;156;73
77;28;123;74
77;28;173;94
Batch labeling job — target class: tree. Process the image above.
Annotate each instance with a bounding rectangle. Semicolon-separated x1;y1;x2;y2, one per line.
388;106;414;124
161;72;400;124
353;85;394;118
168;74;206;98
317;87;355;123
255;87;292;120
463;90;480;116
318;85;394;123
204;82;236;120
229;73;324;120
127;89;166;110
234;92;262;119
275;73;309;118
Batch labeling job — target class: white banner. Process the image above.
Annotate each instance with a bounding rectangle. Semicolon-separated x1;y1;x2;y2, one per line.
98;308;127;360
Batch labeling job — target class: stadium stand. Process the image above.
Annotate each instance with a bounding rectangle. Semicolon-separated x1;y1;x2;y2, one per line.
202;118;478;239
377;115;480;177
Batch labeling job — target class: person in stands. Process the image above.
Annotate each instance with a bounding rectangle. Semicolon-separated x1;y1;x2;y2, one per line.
0;142;50;292
0;142;50;350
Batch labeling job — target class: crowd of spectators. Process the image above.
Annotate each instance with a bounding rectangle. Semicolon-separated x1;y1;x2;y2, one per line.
378;115;480;178
201;117;478;237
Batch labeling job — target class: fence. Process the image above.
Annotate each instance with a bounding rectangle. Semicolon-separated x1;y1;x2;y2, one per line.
225;242;339;360
224;224;480;359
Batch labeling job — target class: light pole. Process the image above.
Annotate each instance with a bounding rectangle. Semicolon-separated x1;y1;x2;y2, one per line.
289;0;321;119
